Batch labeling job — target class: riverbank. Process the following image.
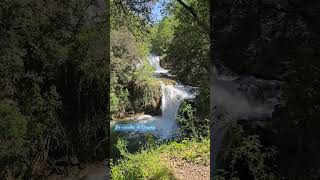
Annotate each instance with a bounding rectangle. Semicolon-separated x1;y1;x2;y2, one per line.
112;113;151;122
111;138;209;179
46;160;107;180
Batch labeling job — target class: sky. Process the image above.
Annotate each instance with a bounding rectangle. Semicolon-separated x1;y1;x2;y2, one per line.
151;0;167;23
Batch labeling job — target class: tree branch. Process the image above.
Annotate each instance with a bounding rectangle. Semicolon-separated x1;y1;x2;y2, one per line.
175;0;209;33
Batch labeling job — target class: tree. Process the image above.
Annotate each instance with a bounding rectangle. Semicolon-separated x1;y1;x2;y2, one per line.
150;16;177;55
0;0;109;177
211;0;320;178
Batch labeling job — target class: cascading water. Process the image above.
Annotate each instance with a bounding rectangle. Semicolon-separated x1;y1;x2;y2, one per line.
212;60;282;120
158;82;197;137
148;55;169;74
211;59;283;168
111;55;197;139
135;55;198;138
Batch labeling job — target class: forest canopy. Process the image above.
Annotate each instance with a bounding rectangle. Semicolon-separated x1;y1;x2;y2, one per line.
1;0;319;179
0;0;108;178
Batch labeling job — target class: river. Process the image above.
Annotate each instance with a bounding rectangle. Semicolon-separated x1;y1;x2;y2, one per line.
211;59;283;170
110;55;198;161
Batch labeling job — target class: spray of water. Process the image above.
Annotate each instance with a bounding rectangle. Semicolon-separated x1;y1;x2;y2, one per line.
148;55;169;74
212;77;281;120
211;62;283;169
135;55;198;138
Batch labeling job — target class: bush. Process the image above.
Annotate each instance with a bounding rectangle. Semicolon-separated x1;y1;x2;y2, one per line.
110;88;130;118
177;102;210;138
111;28;162;118
111;139;174;180
0;102;27;177
214;124;279;180
158;138;210;166
129;67;161;115
111;138;209;180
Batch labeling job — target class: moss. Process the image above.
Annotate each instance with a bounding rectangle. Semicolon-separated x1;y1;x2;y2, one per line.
129;78;162;116
158;78;176;85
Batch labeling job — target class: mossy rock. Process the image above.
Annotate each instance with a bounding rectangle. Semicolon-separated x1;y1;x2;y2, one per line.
158;78;176;85
129;80;162;116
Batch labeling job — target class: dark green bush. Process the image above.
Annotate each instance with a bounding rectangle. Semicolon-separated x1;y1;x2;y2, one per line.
177;102;210;139
0;102;27;177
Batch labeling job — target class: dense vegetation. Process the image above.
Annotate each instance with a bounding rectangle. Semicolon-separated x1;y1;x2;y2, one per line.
110;0;163;120
110;0;211;179
213;0;320;179
110;0;210;130
2;0;318;179
120;0;320;179
111;138;209;179
0;0;108;178
149;0;211;137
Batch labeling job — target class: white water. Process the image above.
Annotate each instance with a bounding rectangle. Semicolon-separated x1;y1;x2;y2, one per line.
211;60;283;168
134;55;197;138
212;59;282;120
148;55;169;74
158;82;197;137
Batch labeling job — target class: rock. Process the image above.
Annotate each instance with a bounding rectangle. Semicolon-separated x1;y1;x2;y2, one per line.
130;81;162;116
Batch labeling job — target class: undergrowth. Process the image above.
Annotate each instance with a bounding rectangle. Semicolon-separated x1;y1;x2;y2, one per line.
111;138;209;180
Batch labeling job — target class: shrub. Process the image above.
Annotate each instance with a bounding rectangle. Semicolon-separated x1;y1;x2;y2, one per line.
214;124;279;180
0;102;27;177
177;102;210;138
111;139;174;180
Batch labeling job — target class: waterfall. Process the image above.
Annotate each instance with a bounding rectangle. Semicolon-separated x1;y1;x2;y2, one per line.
212;63;282;120
158;82;197;137
148;55;169;74
211;60;283;169
111;55;197;139
212;77;281;120
140;55;198;138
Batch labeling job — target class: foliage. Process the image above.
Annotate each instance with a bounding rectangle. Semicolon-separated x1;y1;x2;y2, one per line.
115;139;130;158
111;0;152;59
145;0;212;142
153;0;211;141
158;138;210;166
18;81;62;142
0;0;108;177
110;28;139;117
129;65;161;115
110;27;162;118
111;138;209;180
150;16;178;55
214;0;320;178
110;1;212;179
111;0;167;119
177;102;209;139
111;138;174;180
214;124;279;180
272;46;320;179
163;0;209;86
111;0;153;30
0;102;27;164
